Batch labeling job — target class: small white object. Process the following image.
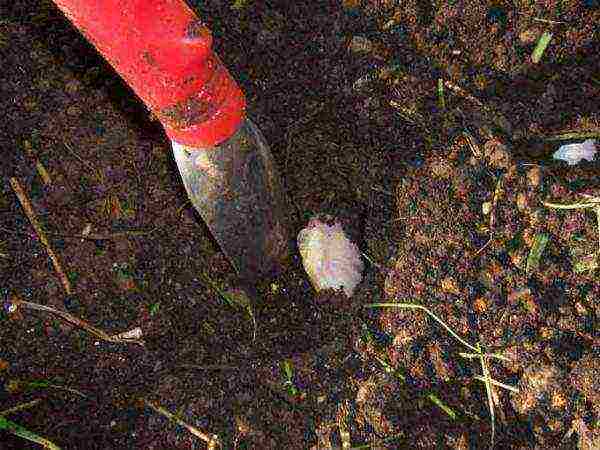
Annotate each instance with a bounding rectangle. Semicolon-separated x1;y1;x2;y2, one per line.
482;201;492;215
112;327;143;341
81;223;92;242
297;217;364;298
553;139;597;166
348;36;373;54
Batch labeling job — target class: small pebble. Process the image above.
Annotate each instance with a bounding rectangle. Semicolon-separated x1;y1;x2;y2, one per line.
519;28;541;45
516;192;528;211
526;166;542;188
473;297;488;313
348;35;373;53
66;105;81;116
484;138;511;169
482;201;492;215
4;301;17;314
65;79;82;94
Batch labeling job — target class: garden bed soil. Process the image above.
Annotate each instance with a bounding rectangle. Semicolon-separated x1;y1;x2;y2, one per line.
1;0;599;448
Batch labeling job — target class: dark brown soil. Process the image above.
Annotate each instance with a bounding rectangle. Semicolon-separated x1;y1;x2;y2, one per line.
1;1;599;449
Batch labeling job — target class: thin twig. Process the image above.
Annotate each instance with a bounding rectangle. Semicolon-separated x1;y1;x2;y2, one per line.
178;364;241;371
596;206;600;255
479;351;496;450
542;200;599;210
443;80;512;135
8;298;144;346
444;80;484;108
22;143;52;185
370;186;394;196
516;12;566;25
473;375;520;393
143;398;221;449
459;351;510;362
543;197;600;253
474;175;504;257
63;141;98;175
46;383;87;398
365;302;480;353
7;379;87;399
366;301;514;449
360;252;385;271
543;131;600;141
0;399;42;417
0;225;159;241
9;178;72;295
49;229;156;241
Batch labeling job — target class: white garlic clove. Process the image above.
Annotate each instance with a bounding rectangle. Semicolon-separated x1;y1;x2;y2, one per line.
553;139;597;166
297;217;364;298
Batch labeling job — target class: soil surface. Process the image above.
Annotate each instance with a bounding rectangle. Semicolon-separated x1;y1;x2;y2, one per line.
1;1;599;449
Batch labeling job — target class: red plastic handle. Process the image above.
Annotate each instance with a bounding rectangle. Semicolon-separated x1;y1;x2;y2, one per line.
52;0;246;148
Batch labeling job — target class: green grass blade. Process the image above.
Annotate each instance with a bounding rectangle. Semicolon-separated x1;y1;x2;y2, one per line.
374;355;458;421
199;273;257;341
426;392;457;420
526;232;549;275
0;416;61;450
531;31;552;63
479;352;495;449
437;78;445;110
365;302;479;353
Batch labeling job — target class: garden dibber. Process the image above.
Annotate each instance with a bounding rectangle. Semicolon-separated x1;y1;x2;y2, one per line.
50;0;291;290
